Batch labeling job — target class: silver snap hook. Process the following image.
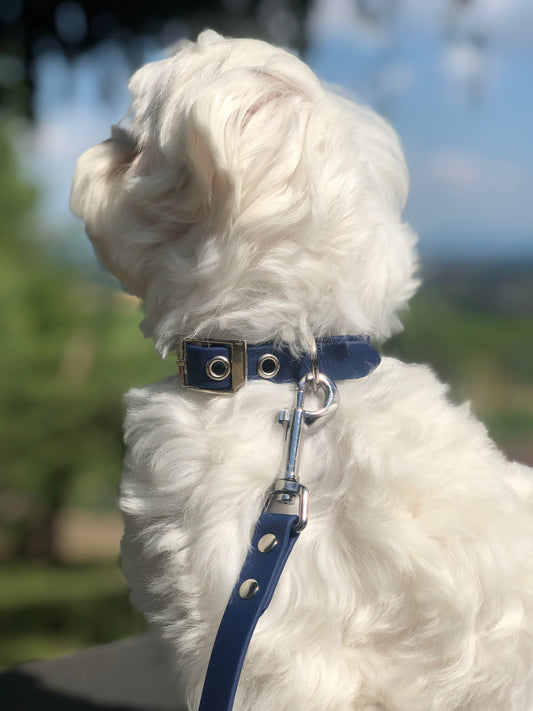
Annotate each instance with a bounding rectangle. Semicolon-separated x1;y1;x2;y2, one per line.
267;370;339;531
310;340;320;389
299;372;338;426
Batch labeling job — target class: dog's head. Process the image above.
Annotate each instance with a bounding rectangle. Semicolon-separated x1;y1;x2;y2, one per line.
71;30;418;356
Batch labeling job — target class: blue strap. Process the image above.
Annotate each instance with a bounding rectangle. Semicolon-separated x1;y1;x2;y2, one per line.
198;512;299;711
183;335;380;391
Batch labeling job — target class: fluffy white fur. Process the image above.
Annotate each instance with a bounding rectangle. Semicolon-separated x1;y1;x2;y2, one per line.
71;30;533;711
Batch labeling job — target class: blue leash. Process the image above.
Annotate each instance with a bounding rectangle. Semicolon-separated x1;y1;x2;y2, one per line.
194;339;380;710
197;372;339;711
198;512;299;711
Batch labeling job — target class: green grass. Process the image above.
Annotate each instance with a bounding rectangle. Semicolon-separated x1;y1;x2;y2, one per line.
0;562;145;669
1;634;84;668
0;563;126;610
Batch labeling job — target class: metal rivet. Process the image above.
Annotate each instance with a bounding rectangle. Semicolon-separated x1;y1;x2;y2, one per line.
257;354;280;379
258;533;278;554
239;579;259;599
206;355;231;381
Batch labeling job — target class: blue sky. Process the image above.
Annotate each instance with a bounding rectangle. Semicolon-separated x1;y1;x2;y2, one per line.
25;0;533;261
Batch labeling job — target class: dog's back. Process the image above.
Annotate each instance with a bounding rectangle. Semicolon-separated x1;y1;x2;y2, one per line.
119;359;533;711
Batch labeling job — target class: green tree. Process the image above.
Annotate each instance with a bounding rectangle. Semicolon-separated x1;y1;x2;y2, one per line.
0;128;173;561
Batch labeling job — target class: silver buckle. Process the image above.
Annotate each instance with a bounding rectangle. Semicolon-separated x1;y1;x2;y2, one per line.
265;481;309;532
177;338;247;394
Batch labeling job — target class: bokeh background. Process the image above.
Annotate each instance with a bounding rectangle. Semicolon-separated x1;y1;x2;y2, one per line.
1;0;532;668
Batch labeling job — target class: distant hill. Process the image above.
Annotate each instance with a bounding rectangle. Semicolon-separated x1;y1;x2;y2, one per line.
420;261;533;315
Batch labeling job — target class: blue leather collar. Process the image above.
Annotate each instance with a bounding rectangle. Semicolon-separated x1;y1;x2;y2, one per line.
177;335;380;393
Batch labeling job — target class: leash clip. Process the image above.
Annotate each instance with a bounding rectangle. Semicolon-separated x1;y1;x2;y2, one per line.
266;371;338;531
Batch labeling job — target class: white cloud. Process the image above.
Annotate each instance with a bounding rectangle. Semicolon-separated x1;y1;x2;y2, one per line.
407;148;533;253
306;0;390;47
309;0;533;48
427;150;483;191
448;0;533;46
378;62;415;95
441;43;486;86
426;150;530;195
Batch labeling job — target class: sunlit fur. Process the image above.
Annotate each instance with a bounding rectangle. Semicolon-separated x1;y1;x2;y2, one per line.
71;30;533;711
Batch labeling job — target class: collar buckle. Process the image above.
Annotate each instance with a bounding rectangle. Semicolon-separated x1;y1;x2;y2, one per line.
177;338;248;393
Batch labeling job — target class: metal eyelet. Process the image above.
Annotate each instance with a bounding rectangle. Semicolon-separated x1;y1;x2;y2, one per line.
239;579;259;599
257;354;280;379
258;533;278;553
206;355;231;381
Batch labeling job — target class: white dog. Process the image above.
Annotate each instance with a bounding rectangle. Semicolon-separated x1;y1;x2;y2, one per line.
71;30;533;711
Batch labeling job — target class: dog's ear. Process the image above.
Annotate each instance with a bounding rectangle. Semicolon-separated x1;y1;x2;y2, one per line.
70;125;155;296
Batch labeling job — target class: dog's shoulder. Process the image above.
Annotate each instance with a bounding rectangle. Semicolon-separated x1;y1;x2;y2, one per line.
123;376;199;432
337;356;528;492
340;355;470;426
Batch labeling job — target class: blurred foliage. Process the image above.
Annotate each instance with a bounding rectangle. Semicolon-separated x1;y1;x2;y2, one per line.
0;0;311;116
386;267;533;461
0;127;174;562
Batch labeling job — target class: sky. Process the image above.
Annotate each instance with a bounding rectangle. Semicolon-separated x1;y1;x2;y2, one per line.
24;0;533;262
